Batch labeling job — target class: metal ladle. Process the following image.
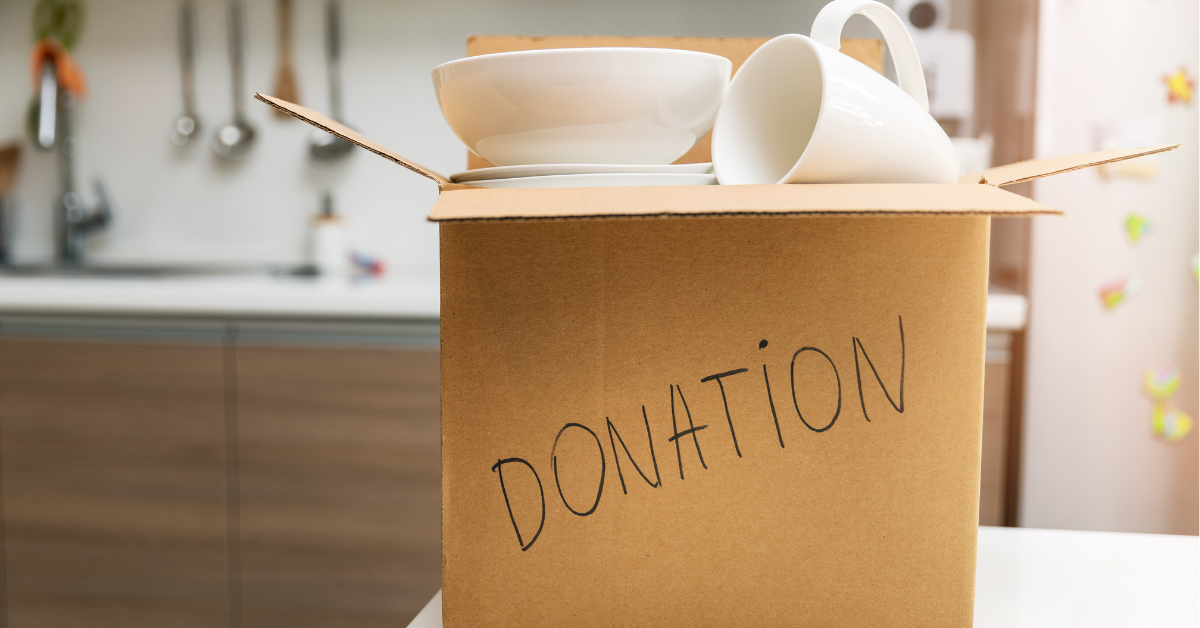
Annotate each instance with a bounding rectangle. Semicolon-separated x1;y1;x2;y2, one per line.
310;0;354;159
213;0;256;160
171;0;202;147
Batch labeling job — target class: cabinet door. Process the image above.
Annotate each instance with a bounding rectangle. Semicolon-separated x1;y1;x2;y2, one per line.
979;360;1011;526
235;345;440;628
0;339;229;627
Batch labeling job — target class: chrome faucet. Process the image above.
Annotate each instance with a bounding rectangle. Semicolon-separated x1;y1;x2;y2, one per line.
38;57;111;266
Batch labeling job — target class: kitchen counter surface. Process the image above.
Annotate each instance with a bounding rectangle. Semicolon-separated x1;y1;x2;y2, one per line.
0;274;1027;327
0;273;440;320
406;526;1199;628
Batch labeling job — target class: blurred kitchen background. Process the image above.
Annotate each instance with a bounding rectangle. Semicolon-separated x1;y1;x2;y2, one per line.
0;0;1195;625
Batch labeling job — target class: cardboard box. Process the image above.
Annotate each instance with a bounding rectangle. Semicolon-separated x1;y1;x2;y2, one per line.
256;39;1175;625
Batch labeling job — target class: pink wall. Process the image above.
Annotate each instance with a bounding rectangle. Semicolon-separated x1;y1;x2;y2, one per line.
1023;0;1198;534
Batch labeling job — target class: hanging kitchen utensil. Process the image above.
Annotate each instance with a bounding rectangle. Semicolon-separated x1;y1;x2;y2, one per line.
0;142;21;264
213;0;256;160
32;0;86;50
172;0;202;146
271;0;300;115
310;0;354;159
26;0;88;149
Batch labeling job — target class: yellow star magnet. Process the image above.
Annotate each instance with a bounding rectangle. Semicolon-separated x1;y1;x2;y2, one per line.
1165;67;1194;104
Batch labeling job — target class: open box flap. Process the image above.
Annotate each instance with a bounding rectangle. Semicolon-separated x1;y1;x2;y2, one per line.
426;183;1058;220
959;144;1180;187
255;94;1178;219
255;93;476;191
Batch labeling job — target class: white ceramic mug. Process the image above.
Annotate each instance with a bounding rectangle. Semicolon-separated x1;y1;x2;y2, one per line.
711;0;958;185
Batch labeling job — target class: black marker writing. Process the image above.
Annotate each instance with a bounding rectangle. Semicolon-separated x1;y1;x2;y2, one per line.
490;317;910;554
551;423;606;517
491;457;545;551
668;385;708;479
791;347;842;433
853;315;905;422
763;364;785;448
761;339;785;448
701;368;749;457
607;408;661;494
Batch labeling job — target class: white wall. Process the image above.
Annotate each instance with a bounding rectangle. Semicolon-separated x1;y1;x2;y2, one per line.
1023;0;1199;534
0;0;899;276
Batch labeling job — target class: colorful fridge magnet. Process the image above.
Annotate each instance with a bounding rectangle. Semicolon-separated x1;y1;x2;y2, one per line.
1099;276;1142;310
1151;403;1193;443
1164;67;1194;104
1142;366;1181;401
1124;212;1153;244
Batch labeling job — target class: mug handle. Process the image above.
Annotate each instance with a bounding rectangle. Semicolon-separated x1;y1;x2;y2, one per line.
810;0;930;112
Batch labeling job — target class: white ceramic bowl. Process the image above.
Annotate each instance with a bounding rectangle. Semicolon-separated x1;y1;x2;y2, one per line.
449;162;713;183
432;48;732;166
467;172;717;188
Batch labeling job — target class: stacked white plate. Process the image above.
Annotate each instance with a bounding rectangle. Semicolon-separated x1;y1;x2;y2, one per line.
449;163;716;189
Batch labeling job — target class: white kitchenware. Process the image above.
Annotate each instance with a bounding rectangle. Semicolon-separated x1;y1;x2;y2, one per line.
432;48;732;166
466;172;717;189
450;162;713;183
710;0;958;185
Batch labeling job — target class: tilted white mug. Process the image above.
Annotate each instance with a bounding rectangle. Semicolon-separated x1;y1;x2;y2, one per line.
711;0;958;185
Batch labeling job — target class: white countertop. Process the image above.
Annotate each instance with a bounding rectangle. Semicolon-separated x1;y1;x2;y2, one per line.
974;527;1198;627
406;526;1199;628
0;274;440;319
0;274;1028;327
985;288;1028;331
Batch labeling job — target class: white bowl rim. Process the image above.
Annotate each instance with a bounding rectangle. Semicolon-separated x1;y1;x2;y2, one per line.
432;47;732;75
466;171;718;188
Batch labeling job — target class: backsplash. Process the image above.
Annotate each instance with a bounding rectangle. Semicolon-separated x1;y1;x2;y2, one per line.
0;0;957;277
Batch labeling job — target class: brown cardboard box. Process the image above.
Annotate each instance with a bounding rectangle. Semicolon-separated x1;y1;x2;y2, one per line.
256;43;1175;625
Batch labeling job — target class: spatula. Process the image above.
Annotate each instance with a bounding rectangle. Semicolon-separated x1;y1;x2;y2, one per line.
0;142;21;264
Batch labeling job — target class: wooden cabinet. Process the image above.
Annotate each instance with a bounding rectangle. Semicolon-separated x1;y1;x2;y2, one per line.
979;359;1011;526
235;345;440;627
0;340;228;627
978;330;1022;527
0;323;441;627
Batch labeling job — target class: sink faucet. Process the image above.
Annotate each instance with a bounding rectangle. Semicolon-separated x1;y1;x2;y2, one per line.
38;57;111;266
